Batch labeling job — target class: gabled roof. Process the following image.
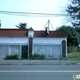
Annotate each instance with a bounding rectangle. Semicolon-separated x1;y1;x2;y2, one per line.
0;28;66;38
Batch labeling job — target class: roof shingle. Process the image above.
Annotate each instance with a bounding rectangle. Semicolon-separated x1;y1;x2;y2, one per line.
34;31;66;38
0;29;28;37
0;29;66;38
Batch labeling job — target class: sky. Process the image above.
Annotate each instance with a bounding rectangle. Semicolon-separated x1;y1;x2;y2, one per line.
0;0;70;30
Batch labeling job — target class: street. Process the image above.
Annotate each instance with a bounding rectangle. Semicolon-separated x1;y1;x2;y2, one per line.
0;65;80;80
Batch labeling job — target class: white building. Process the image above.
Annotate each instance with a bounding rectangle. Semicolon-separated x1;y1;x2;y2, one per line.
0;27;67;59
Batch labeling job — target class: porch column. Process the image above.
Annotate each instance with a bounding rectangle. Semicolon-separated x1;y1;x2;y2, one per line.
62;40;66;58
29;37;33;58
19;45;22;59
28;27;34;59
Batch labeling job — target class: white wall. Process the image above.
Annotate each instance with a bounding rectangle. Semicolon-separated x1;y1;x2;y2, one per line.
34;45;61;58
0;45;20;59
34;45;47;55
33;38;66;44
0;37;28;59
33;37;67;59
0;37;67;59
9;45;20;55
0;37;28;44
53;45;61;58
0;45;8;57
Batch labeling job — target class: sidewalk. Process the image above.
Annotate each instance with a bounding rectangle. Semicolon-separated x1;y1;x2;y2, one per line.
0;60;74;65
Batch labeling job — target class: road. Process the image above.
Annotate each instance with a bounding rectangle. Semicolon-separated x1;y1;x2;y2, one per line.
0;65;80;80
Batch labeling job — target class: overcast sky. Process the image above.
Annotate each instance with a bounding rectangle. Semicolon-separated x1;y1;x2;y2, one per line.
0;0;69;30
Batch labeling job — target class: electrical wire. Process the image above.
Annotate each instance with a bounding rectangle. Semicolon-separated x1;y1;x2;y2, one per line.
0;11;69;17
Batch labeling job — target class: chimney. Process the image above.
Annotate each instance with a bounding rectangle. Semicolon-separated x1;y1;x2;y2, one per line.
45;27;49;34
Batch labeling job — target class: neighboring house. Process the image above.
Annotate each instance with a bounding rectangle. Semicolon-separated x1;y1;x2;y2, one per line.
0;27;67;59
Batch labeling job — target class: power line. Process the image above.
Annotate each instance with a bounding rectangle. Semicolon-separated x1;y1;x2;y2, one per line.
0;11;69;17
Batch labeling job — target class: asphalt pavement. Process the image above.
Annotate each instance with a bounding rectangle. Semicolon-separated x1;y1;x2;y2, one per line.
0;65;80;80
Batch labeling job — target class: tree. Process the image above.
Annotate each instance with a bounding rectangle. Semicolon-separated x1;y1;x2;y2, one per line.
16;23;27;29
75;27;80;44
56;25;79;46
66;0;80;27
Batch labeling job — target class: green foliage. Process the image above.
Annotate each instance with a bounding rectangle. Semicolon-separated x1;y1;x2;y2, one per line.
66;0;80;44
5;55;18;60
75;27;80;44
32;54;45;59
16;23;27;29
56;25;79;46
75;27;80;32
66;0;80;27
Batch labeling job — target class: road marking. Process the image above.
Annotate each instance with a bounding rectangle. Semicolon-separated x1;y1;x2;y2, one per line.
0;70;80;73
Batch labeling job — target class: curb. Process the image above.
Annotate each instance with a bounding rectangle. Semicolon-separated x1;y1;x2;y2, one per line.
0;60;79;65
0;62;73;65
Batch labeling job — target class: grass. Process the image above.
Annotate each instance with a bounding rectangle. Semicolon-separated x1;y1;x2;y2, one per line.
68;52;80;60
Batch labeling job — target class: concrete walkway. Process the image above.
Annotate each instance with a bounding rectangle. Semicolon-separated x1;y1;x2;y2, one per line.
0;60;74;65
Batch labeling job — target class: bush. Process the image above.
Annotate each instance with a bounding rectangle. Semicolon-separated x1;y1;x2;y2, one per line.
5;55;18;60
32;54;45;59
